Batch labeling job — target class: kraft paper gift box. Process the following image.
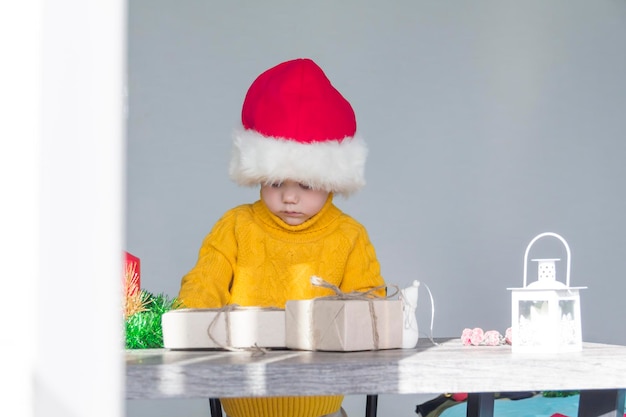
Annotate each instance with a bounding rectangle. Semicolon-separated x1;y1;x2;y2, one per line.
162;307;285;349
285;298;403;351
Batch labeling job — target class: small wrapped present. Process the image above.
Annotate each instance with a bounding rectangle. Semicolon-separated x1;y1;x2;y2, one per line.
162;306;285;349
285;277;403;351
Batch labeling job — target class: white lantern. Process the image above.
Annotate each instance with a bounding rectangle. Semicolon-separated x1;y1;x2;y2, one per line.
508;232;586;353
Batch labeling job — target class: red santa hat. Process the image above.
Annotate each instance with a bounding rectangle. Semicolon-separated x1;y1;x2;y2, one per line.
229;58;367;196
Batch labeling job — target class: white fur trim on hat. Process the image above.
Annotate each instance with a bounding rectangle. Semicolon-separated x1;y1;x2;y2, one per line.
229;127;367;196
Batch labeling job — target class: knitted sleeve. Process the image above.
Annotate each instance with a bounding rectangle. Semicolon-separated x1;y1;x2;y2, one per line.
177;209;239;308
339;221;386;297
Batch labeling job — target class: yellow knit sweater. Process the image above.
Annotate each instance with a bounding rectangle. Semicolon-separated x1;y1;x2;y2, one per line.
178;194;385;417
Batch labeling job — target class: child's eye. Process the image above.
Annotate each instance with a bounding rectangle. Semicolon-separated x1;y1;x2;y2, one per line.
299;183;313;190
270;182;283;188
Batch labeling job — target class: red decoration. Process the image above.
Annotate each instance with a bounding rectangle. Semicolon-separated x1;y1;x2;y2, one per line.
124;251;140;295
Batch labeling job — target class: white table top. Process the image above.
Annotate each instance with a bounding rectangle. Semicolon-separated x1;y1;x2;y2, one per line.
126;338;626;399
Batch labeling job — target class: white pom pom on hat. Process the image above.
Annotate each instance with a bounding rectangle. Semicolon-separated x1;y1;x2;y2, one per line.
229;58;367;196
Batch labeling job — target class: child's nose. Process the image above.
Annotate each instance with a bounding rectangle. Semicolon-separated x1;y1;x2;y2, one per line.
282;186;299;203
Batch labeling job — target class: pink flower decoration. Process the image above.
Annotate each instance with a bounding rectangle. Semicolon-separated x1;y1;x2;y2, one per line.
483;330;502;346
505;327;512;345
461;327;511;346
469;327;484;346
461;328;473;345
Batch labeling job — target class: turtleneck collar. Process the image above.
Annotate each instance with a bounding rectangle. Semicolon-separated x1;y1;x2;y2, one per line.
252;192;341;234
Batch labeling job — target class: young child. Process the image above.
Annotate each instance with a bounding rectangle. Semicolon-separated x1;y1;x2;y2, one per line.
178;58;386;417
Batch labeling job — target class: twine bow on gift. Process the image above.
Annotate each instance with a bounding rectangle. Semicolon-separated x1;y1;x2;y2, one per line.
310;276;399;299
310;276;399;350
206;305;282;356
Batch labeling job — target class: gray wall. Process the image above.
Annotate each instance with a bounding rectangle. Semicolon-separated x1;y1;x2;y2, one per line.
126;1;626;416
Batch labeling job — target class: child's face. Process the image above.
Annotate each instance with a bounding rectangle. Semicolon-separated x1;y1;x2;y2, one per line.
261;180;329;226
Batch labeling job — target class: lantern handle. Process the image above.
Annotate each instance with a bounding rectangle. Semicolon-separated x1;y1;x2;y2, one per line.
522;232;571;288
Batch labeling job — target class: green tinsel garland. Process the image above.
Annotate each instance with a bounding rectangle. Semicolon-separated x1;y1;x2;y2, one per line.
125;290;179;349
542;390;580;397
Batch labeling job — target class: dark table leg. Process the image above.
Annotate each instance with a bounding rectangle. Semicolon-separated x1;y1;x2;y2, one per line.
366;394;378;417
466;393;494;417
210;398;223;417
578;389;625;417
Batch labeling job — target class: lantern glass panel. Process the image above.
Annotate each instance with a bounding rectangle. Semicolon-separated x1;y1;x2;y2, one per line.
518;299;551;346
559;299;578;345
